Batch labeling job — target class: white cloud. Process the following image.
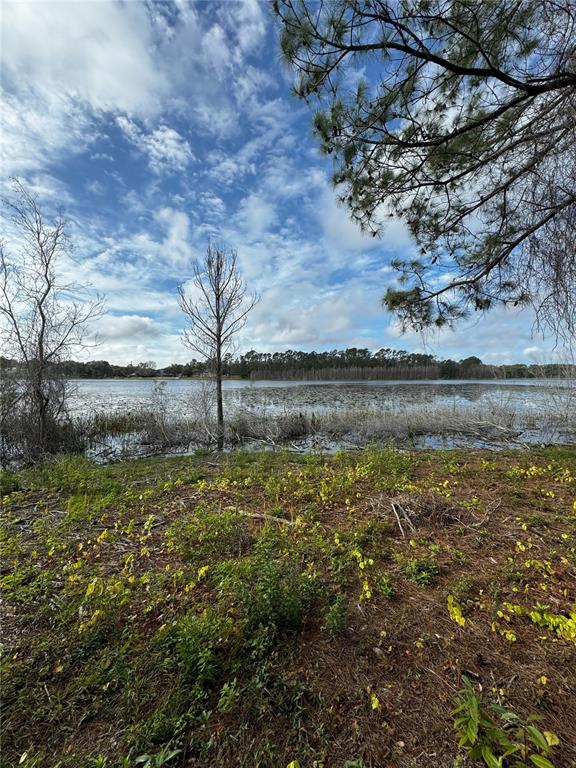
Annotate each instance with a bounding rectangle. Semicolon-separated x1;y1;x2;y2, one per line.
201;23;232;74
319;190;374;252
242;278;385;351
523;346;544;357
1;1;166;115
97;315;165;343
386;305;565;363
0;89;93;174
155;207;193;267
318;187;416;254
116;117;194;174
1;0;168;176
198;192;226;220
84;314;186;367
222;0;267;55
236;194;277;236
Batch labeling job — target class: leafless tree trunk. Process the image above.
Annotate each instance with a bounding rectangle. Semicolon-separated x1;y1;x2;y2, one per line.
177;243;259;451
0;180;104;462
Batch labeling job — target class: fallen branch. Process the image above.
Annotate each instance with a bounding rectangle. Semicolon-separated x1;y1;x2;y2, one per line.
238;511;294;526
391;502;406;538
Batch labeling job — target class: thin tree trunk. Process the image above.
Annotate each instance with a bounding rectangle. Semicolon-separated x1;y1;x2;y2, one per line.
216;348;224;451
215;263;224;451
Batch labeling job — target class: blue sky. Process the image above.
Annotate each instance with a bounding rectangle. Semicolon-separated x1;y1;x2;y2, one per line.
0;0;560;366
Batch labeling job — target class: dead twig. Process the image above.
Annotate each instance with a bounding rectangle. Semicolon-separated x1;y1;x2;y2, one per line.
237;511;294;526
391;502;406;538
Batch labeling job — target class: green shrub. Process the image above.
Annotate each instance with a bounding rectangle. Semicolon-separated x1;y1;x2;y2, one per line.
324;593;347;636
0;471;19;494
404;557;439;586
374;572;396;599
166;506;253;565
452;676;559;767
159;608;233;685
215;547;321;636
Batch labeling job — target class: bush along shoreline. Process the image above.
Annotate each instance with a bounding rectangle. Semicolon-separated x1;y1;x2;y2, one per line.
1;446;575;767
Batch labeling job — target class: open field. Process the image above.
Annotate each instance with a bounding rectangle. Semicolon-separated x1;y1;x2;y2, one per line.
1;447;575;768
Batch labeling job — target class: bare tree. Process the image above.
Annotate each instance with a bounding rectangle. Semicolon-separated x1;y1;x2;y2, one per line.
0;180;104;461
177;243;259;451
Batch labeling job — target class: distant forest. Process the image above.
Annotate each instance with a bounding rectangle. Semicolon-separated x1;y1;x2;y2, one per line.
2;348;573;381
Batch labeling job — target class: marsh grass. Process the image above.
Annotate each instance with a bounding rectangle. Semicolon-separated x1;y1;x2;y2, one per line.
4;380;576;468
79;397;576;459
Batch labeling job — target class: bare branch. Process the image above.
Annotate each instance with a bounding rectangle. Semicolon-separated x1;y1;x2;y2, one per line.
177;243;259;450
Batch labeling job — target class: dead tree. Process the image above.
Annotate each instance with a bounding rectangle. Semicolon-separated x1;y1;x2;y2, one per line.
177;243;259;451
0;180;103;461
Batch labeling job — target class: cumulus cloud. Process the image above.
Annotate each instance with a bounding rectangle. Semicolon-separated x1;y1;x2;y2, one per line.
84;314;186;366
523;346;544;357
97;315;165;342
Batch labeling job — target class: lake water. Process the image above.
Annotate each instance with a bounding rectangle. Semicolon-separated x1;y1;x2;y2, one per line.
68;377;575;419
66;377;576;451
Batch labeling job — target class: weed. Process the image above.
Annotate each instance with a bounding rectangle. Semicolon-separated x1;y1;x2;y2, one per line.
166;506;253;565
374;572;396;599
453;676;559;767
0;470;19;494
403;557;439;586
135;746;181;767
323;593;348;636
217;678;241;713
215;545;321;636
160;608;233;684
447;594;466;627
503;601;576;644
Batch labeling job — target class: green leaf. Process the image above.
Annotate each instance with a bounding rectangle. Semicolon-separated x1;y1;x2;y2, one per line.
529;755;555;768
526;725;550;753
466;718;478;744
469;694;479;723
481;744;502;768
502;743;521;757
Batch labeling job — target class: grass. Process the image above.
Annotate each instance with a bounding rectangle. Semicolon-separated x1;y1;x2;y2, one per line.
1;446;575;767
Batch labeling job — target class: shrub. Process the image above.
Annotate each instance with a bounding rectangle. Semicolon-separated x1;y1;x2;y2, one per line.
404;557;439;586
159;609;233;685
165;506;254;565
214;546;322;636
452;676;559;767
323;593;348;636
0;471;19;494
375;572;396;599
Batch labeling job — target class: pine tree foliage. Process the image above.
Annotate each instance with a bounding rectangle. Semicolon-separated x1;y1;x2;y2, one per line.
273;0;576;336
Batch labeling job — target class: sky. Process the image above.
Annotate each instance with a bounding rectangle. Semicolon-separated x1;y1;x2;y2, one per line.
0;0;563;367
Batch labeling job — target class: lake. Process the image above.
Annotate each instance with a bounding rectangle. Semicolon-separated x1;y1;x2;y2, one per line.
68;376;574;414
68;377;576;450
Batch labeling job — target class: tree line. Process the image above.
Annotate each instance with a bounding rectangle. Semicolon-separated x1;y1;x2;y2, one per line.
2;350;572;382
